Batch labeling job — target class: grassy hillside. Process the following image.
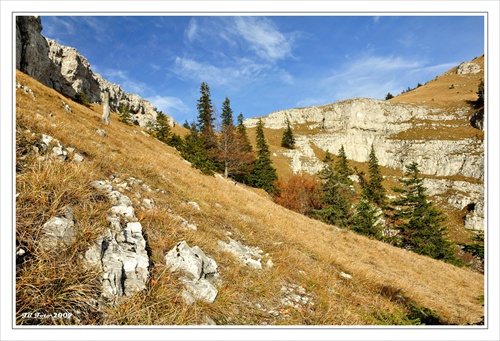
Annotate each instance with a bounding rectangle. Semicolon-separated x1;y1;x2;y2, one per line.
15;70;484;326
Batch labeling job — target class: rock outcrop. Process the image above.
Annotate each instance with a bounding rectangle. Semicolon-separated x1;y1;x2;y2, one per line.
85;180;150;301
16;16;173;128
165;241;220;305
245;97;484;230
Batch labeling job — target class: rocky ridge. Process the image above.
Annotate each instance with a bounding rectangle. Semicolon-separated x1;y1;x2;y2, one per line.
245;84;484;231
16;16;172;128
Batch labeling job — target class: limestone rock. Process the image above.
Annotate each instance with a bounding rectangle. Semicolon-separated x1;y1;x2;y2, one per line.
16;15;174;128
85;180;149;301
39;206;76;252
457;62;481;75
165;241;219;304
218;238;268;270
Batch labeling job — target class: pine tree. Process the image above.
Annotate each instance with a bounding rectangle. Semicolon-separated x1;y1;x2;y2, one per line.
196;82;216;148
247;119;277;192
118;103;133;125
323;150;333;164
352;196;383;239
363;145;386;207
390;162;460;264
334;145;353;186
181;121;217;175
150;112;171;144
281;118;295;149
314;165;352;228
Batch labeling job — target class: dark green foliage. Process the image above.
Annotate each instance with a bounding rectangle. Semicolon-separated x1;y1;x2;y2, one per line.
181;122;217;175
314;165;352;228
118;103;133;125
352;197;382;239
385;92;394;100
150;112;171;144
363;145;386;207
334;145;353;186
232;113;255;183
390;162;461;265
247;119;277;192
281;118;295;149
236;113;253;153
167;133;183;150
196;82;216;146
460;232;484;260
221;97;234;127
74;91;90;107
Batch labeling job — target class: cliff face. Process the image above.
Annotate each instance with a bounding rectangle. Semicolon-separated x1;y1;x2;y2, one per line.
245;72;484;231
16;16;172;128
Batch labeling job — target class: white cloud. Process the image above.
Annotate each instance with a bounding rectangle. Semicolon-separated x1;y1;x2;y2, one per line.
185;18;197;42
232;17;293;62
147;95;189;116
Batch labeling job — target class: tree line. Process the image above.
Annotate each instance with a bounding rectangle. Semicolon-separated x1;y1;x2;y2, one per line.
141;81;478;267
274;145;471;266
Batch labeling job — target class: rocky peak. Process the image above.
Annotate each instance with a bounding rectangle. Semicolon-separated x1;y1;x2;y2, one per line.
16;16;173;128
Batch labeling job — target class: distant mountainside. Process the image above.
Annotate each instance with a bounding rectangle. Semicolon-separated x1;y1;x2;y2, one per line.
16;16;173;127
245;56;484;234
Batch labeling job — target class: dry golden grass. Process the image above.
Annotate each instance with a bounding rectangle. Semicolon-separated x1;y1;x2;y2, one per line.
15;70;484;326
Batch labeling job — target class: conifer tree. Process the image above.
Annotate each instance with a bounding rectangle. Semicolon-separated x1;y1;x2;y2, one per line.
196;82;216;148
281;118;295;149
363;145;386;207
118;103;133;125
150;112;171;144
334;145;353;186
236;113;253;153
390;162;460;264
314;165;352;228
217;98;254;179
352;196;383;239
181;121;216;175
323;150;333;164
248;119;277;192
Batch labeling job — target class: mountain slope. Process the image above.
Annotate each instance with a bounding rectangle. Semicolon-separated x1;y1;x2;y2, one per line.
244;57;485;243
15;70;484;326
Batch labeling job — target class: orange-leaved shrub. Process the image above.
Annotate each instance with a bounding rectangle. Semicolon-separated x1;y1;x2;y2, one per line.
273;173;322;215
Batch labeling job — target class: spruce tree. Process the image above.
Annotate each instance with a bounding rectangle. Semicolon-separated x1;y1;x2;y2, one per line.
363;145;386;207
314;165;352;228
232;113;255;183
352;196;383;239
181;121;216;175
334;145;353;186
390;162;460;265
281;118;295;149
196;82;216;147
151;112;171;144
118;103;133;125
248;119;277;192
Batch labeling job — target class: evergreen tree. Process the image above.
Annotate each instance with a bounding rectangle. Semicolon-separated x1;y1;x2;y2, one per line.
149;112;171;144
196;82;217;147
363;145;386;207
314;165;352;228
334;145;353;186
236;113;253;153
385;92;394;100
352;196;383;239
118;103;133;125
281;118;295;149
247;119;277;192
181;120;217;175
390;162;460;265
217;98;254;179
476;79;484;108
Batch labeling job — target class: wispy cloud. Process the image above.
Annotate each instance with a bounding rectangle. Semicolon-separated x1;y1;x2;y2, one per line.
103;68;149;95
147;95;189;116
185;18;197;42
232;17;293;62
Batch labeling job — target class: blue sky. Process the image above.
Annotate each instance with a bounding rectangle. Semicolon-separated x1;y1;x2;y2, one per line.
40;15;484;124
